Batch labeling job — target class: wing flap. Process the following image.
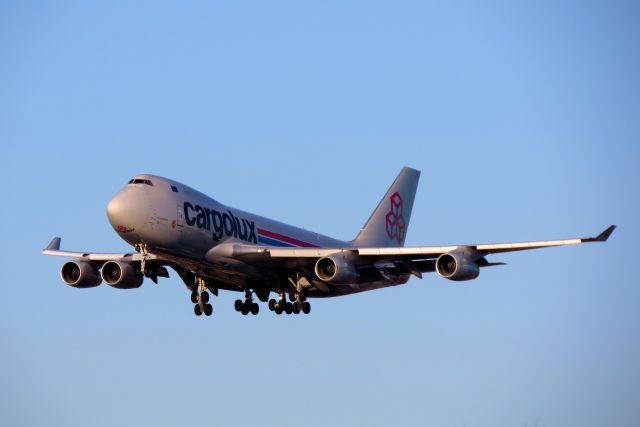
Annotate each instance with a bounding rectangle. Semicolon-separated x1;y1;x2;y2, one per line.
266;247;352;258
475;238;583;253
357;245;457;256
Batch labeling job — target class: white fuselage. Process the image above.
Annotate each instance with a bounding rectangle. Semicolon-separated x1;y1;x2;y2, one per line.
108;175;347;260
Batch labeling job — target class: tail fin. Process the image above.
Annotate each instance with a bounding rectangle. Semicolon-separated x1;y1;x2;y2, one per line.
352;167;420;247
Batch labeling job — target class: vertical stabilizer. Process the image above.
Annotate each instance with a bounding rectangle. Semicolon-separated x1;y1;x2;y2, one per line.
352;167;420;247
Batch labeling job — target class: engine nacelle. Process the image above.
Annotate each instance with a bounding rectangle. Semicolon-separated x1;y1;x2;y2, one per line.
314;253;360;285
436;251;480;281
101;260;143;289
61;261;102;288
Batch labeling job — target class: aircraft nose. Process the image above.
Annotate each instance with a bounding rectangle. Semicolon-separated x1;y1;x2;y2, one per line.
106;188;147;235
106;194;123;228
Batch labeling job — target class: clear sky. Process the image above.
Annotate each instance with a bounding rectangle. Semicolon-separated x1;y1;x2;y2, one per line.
1;1;639;426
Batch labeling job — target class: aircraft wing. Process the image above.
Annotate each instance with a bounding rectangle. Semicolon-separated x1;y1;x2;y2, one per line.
44;225;615;264
42;237;156;261
262;225;616;261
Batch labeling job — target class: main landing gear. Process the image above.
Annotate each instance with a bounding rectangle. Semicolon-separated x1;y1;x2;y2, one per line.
234;289;259;316
191;277;213;317
267;292;311;315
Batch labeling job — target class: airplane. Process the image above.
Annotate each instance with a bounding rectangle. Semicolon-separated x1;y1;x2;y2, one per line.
43;167;615;317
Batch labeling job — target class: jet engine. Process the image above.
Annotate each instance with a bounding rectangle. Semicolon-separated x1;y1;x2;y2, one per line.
435;251;480;281
60;261;102;288
314;253;360;285
101;260;143;289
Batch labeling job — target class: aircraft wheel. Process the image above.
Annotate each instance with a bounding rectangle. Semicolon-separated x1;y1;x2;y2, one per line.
302;302;311;314
200;291;209;303
190;292;199;304
234;299;243;312
241;302;250;315
194;304;202;316
284;302;293;315
275;306;283;315
204;304;213;316
292;303;300;314
250;303;259;315
268;299;276;311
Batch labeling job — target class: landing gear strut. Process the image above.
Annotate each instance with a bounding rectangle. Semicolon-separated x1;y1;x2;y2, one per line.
134;243;149;276
290;276;311;315
292;292;311;315
192;276;213;317
235;288;259;315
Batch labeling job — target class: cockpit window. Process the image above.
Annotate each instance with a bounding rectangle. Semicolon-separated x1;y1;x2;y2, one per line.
128;179;153;186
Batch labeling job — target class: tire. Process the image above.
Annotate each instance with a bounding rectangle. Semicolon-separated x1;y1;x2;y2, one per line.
275;306;283;315
268;299;276;311
190;292;199;304
200;291;209;303
194;304;202;316
292;303;300;314
204;304;213;316
241;305;249;315
250;303;259;315
284;302;293;315
302;302;311;314
234;299;243;312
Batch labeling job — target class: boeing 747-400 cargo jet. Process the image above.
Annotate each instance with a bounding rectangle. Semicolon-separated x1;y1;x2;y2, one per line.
43;167;615;316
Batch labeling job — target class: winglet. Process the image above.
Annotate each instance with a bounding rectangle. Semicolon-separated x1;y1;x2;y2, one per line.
583;225;616;243
45;237;61;251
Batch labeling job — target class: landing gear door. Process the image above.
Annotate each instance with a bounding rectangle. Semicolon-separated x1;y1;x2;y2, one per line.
176;204;184;237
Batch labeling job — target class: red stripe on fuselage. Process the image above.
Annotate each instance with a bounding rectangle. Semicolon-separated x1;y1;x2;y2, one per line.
257;228;318;248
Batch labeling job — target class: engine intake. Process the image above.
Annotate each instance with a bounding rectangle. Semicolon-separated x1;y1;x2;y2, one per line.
436;250;480;281
101;260;143;289
61;261;102;288
314;253;360;285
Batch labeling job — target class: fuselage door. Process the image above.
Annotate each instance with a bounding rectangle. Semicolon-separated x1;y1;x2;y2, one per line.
176;204;184;236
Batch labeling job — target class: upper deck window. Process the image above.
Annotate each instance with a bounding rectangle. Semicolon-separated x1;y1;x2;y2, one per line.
128;179;153;186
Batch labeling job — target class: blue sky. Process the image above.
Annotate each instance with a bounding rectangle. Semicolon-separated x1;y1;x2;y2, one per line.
1;1;639;426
